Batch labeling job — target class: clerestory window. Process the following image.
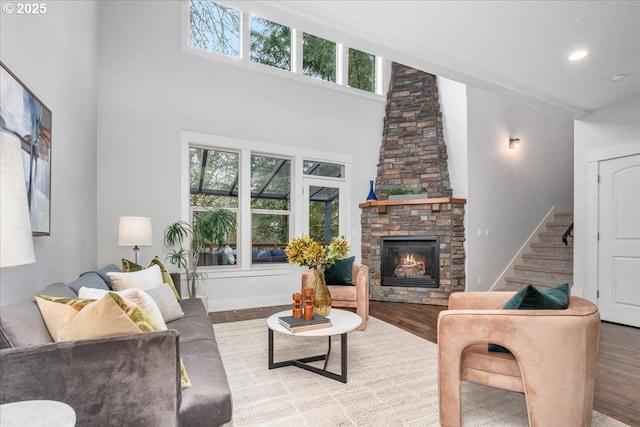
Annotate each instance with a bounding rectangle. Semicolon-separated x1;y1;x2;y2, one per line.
186;0;381;95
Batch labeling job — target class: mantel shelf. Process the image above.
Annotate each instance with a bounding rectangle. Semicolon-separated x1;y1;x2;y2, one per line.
359;197;467;214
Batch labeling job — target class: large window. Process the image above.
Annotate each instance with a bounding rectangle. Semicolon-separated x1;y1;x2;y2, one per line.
187;135;351;271
186;0;382;95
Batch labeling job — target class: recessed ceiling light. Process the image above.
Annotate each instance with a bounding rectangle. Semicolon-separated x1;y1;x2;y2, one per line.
610;73;628;83
568;49;589;61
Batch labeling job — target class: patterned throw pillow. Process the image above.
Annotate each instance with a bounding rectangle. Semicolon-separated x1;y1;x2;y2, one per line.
35;293;191;388
78;287;168;330
122;257;181;301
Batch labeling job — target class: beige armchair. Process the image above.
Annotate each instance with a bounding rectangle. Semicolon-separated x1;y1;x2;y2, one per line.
302;264;369;331
437;292;600;427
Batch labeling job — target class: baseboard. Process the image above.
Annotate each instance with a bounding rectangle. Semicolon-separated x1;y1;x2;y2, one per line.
209;294;291;312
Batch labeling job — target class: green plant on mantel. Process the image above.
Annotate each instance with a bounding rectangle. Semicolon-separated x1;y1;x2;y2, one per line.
387;187;428;196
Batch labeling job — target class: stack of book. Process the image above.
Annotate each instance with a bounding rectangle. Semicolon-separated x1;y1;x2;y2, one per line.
278;314;332;333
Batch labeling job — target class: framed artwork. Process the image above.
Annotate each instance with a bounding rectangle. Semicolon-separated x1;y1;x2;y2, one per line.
0;61;52;236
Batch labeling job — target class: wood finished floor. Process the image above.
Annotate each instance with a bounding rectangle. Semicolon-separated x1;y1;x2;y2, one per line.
210;301;640;426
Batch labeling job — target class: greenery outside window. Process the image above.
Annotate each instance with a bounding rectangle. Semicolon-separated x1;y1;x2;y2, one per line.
302;33;336;82
250;16;291;71
189;0;240;57
348;48;376;92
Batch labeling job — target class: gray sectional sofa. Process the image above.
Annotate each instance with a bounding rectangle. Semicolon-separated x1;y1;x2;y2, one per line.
0;265;232;427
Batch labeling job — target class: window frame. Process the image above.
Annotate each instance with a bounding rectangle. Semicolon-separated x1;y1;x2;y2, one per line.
181;130;353;278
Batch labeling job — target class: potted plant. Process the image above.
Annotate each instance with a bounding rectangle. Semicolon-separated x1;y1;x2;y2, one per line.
164;207;236;302
164;221;207;300
387;187;428;200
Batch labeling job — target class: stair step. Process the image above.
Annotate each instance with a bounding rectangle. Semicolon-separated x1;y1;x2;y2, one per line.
513;266;573;282
504;275;573;288
530;242;573;256
537;232;573;245
522;253;573;270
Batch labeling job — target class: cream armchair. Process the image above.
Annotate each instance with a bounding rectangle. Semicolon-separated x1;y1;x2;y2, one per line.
302;264;370;331
437;292;600;427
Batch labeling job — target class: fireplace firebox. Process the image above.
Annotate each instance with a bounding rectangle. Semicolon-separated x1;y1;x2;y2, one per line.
381;237;440;288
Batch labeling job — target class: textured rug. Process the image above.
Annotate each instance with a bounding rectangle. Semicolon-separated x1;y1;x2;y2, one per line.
215;316;625;426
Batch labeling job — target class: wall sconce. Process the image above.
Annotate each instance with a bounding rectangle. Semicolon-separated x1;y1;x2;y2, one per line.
509;137;521;150
118;216;153;264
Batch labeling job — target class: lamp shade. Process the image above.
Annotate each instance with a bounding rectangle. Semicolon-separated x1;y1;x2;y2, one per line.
118;216;153;247
1;131;36;267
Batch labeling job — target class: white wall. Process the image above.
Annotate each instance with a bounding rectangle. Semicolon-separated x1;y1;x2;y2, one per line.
96;1;384;311
438;76;468;199
466;87;574;291
574;95;640;301
0;1;98;305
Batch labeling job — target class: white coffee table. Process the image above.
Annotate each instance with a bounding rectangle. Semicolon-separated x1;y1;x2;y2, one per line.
267;308;362;383
0;400;76;427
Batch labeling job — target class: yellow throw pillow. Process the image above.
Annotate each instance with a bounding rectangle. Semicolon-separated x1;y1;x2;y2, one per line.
78;287;168;330
35;293;191;388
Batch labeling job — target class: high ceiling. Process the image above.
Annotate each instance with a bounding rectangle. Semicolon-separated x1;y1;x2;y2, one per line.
262;0;640;118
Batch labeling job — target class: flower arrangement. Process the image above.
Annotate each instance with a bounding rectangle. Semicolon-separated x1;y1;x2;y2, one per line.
285;236;349;270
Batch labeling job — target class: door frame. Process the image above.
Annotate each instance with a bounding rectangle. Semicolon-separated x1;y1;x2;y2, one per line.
587;143;640;306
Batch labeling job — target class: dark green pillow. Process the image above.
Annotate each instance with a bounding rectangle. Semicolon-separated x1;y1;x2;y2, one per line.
325;256;355;285
489;283;570;354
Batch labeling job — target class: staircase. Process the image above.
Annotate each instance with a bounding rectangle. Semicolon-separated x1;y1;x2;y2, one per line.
492;207;574;292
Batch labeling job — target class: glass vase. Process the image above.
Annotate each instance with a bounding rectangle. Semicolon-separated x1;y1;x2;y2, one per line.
313;267;332;316
366;180;377;201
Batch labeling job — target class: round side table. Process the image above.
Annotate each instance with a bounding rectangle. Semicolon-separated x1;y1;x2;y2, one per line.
0;400;76;427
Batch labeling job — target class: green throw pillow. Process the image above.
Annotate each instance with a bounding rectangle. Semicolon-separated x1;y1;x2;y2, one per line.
489;283;570;354
325;256;355;285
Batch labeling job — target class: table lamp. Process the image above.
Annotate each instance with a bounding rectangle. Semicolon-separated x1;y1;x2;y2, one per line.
118;216;152;264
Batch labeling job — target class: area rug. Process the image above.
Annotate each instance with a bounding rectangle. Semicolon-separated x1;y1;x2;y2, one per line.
215;316;625;426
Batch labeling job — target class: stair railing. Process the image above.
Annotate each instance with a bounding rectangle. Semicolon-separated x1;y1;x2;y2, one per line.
562;222;573;246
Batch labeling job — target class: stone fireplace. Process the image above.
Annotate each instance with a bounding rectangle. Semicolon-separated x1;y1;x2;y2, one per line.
360;63;466;306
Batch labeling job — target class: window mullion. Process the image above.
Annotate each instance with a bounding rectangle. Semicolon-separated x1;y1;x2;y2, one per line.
291;28;302;74
239;10;250;60
336;43;348;86
239;148;252;267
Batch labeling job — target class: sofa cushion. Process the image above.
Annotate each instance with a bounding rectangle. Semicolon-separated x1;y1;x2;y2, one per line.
93;264;122;290
69;272;110;294
325;256;355;285
78;287;167;330
0;283;76;348
146;285;184;322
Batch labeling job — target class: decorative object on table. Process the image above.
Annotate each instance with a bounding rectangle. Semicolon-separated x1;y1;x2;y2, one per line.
366;180;377;201
285;236;350;316
292;292;302;318
163;207;236;298
304;291;315;320
118;216;153;264
278;313;331;333
0;131;35;268
0;62;52;236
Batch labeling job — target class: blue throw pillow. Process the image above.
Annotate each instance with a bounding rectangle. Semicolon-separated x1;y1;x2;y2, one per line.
488;283;570;354
325;256;355;285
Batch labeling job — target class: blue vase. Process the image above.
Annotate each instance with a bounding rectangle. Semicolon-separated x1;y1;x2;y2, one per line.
367;180;377;201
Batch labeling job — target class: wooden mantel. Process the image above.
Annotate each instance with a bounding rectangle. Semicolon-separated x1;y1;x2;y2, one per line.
359;197;467;214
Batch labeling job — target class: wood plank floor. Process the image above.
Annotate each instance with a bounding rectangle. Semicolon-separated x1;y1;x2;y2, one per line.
210;301;640;425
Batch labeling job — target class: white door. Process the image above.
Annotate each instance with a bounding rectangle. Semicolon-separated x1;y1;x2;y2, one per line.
598;154;640;327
